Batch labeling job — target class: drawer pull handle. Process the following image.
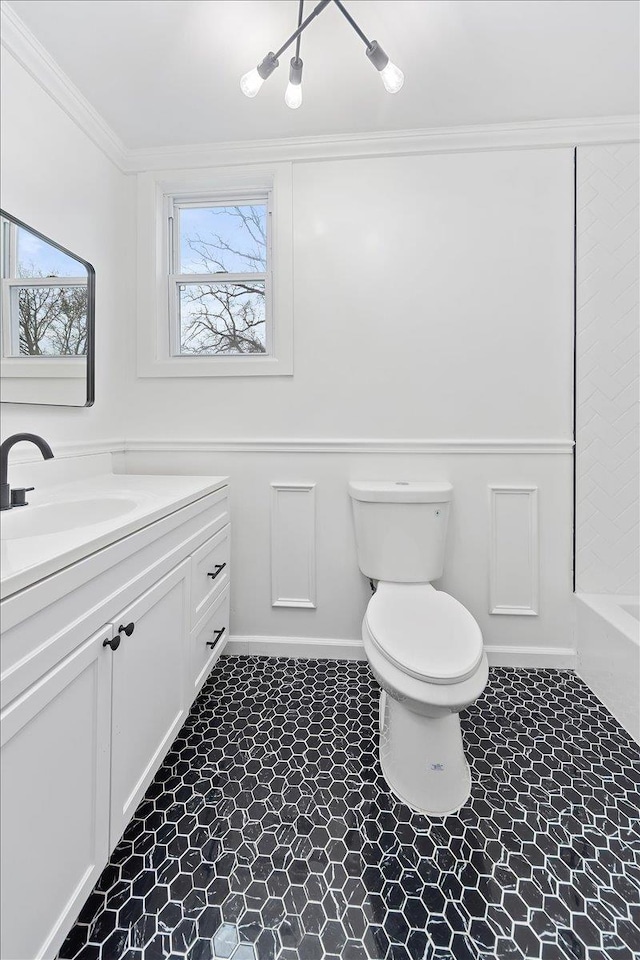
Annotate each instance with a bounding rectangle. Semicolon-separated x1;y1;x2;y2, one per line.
207;563;227;581
118;622;135;637
103;635;121;652
206;628;226;650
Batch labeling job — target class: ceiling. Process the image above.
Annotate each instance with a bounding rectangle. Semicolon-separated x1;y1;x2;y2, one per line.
8;0;639;150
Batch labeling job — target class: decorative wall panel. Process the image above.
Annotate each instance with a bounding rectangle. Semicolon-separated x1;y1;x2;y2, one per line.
489;486;539;615
271;483;316;608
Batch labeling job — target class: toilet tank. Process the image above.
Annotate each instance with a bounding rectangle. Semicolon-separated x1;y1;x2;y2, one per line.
348;481;453;582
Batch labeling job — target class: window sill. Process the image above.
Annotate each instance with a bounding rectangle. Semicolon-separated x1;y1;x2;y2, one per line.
137;353;292;378
0;358;86;378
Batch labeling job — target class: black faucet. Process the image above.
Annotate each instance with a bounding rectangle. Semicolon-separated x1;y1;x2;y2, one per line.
0;433;54;511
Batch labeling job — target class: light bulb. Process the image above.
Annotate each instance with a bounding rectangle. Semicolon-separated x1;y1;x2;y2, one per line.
285;56;303;110
285;82;302;109
379;60;404;94
240;68;264;98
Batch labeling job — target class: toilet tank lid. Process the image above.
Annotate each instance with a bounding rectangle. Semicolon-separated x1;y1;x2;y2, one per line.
348;481;453;503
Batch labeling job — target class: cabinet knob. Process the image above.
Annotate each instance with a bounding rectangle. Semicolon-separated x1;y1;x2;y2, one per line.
206;627;226;649
207;563;227;581
118;622;135;637
103;635;121;652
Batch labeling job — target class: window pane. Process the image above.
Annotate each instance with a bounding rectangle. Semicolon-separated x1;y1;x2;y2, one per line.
10;285;88;356
178;281;266;355
16;226;84;278
179;204;267;274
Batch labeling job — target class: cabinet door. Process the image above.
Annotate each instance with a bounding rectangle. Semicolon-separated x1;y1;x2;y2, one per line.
0;626;112;960
110;561;189;846
189;584;230;698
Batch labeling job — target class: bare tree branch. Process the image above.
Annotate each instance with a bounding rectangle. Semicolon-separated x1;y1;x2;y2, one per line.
15;264;87;356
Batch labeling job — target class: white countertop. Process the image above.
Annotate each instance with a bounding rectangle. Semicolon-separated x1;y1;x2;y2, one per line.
0;473;227;600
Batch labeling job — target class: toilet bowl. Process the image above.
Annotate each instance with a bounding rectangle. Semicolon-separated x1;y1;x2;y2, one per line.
363;582;488;815
348;480;488;816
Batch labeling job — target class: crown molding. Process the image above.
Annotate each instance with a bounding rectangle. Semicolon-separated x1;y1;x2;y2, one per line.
127;116;640;172
1;0;129;171
2;1;638;176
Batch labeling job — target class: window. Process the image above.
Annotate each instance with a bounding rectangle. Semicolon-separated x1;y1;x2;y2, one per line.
137;164;293;378
1;218;88;358
170;199;270;357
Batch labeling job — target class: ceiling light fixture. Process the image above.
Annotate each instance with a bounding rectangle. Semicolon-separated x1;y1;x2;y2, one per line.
284;1;305;109
240;0;404;106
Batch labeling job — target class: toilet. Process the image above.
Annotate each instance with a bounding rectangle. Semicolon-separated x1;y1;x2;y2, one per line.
349;480;488;816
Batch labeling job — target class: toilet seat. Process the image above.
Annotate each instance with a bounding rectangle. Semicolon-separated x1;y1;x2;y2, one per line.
365;582;483;685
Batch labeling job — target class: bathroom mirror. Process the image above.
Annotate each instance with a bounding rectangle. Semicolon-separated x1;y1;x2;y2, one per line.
0;211;95;406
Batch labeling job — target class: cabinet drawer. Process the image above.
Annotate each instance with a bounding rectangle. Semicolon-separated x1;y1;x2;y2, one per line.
190;585;229;697
190;524;230;627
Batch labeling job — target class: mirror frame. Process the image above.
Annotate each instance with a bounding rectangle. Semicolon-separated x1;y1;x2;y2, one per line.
0;209;95;407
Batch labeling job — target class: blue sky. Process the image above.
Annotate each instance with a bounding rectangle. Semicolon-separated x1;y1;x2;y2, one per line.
17;226;85;277
179;205;266;274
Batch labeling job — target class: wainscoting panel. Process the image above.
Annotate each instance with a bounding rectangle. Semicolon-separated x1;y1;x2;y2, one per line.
489;486;539;615
121;448;573;658
270;483;316;608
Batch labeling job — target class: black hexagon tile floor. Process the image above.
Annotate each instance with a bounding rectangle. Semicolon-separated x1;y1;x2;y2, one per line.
57;658;640;960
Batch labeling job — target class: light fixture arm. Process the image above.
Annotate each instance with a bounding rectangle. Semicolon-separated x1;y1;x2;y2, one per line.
332;0;372;47
273;0;330;61
332;0;389;71
294;0;304;61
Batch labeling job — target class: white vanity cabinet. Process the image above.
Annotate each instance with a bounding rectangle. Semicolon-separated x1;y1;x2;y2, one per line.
0;479;230;960
0;626;113;960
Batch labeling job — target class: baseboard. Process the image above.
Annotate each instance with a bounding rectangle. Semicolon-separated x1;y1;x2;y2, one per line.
483;644;576;668
226;636;576;668
226;636;367;661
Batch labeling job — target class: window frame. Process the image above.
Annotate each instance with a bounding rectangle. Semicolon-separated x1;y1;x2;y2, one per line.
167;192;272;359
0;217;88;378
137;164;293;378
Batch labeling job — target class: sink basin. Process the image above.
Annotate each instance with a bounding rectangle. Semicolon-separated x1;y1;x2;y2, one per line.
1;498;138;539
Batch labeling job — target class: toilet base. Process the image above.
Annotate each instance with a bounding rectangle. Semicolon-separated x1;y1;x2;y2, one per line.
379;690;472;816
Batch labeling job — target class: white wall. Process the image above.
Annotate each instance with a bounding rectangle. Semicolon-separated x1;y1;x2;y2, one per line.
0;50;133;445
1;42;579;661
121;147;576;660
575;143;639;595
128;150;573;440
